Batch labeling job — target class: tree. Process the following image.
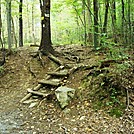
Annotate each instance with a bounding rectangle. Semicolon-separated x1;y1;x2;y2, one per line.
32;2;36;45
11;17;17;48
6;0;12;50
121;0;125;40
19;0;23;47
86;0;93;43
82;0;87;45
127;0;132;45
93;0;99;50
0;0;3;47
111;0;117;42
103;0;109;33
39;0;54;54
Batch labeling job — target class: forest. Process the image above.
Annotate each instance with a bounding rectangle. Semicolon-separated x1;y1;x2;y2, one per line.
0;0;134;133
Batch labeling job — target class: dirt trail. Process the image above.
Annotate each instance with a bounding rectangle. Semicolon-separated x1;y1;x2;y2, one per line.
0;45;133;133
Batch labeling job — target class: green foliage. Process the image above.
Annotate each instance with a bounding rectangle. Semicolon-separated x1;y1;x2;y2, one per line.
108;108;124;118
100;37;129;60
115;61;132;73
82;65;127;117
0;66;4;74
94;79;125;117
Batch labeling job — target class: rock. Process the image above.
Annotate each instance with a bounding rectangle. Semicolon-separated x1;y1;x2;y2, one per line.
55;86;76;109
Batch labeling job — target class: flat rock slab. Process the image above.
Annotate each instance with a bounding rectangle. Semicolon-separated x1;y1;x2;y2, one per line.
55;86;76;109
38;79;61;86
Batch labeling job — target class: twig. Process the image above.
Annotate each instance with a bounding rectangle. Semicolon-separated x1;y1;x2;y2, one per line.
122;89;130;118
126;89;130;110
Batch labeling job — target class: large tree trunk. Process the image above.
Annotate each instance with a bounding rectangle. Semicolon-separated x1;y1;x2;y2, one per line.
39;0;54;54
93;0;99;50
19;0;23;47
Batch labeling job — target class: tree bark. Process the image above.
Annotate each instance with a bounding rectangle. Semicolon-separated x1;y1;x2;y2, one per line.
39;0;54;54
0;0;3;48
121;0;125;43
27;88;49;98
6;0;12;50
19;0;23;47
47;71;68;76
93;0;99;50
32;3;36;45
86;0;92;43
38;79;60;86
82;0;87;45
111;0;117;42
0;0;1;43
11;17;17;48
20;84;42;103
127;0;132;45
103;0;109;33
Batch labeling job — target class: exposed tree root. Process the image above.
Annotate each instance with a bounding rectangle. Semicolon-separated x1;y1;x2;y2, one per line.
48;53;63;66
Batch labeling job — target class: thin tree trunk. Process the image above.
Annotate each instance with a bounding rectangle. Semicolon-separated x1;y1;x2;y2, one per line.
0;0;1;39
19;0;23;47
98;2;102;31
121;0;125;43
86;0;92;43
93;0;99;50
82;0;87;45
0;0;3;48
103;0;109;33
6;0;12;50
11;17;17;48
32;3;36;45
127;0;132;45
111;0;117;42
26;4;31;43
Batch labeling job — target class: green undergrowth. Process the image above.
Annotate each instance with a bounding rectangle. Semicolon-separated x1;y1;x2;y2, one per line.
80;58;133;117
0;66;5;76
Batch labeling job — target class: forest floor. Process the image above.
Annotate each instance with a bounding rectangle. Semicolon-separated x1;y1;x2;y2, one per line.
0;44;134;134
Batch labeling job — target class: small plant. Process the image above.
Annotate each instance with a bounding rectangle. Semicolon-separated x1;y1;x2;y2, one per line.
100;37;129;60
0;66;4;74
83;69;126;117
115;61;132;73
108;108;124;117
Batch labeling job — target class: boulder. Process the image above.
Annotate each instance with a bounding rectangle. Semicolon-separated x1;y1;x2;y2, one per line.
55;86;75;109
